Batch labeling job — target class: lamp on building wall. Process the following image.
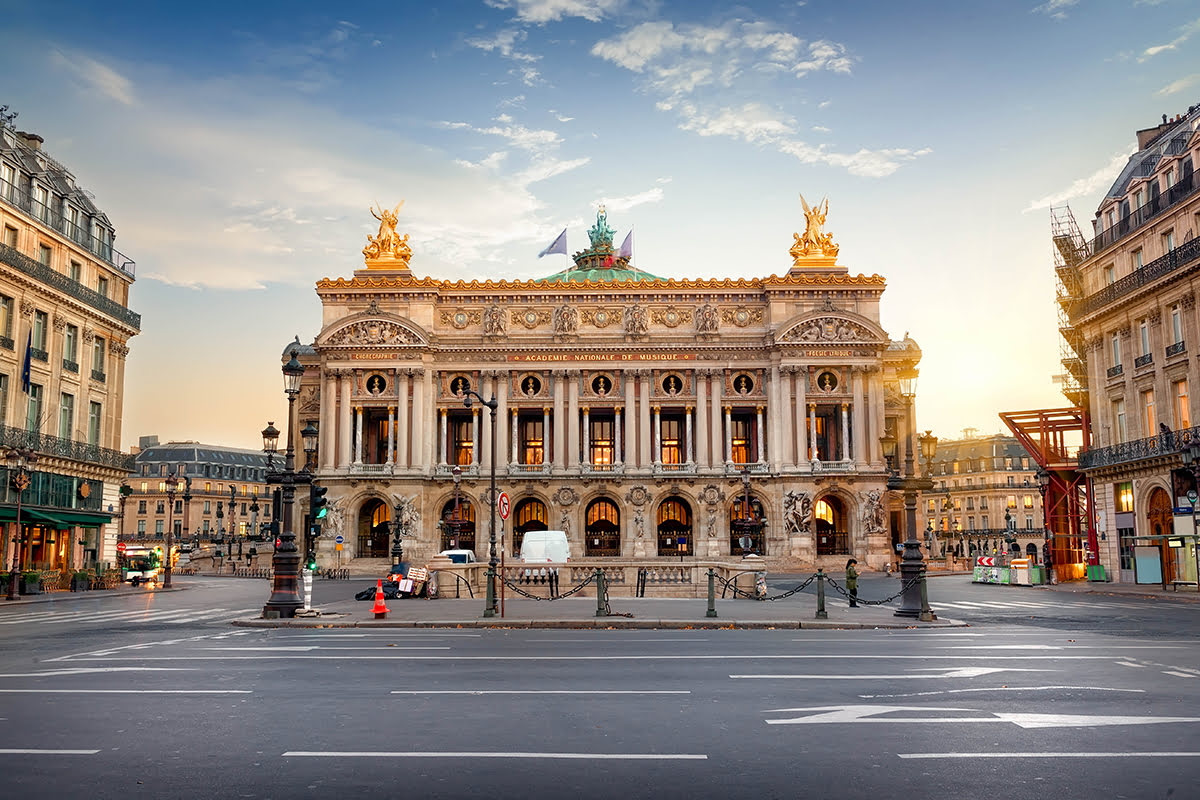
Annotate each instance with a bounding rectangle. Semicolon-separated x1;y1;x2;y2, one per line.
163;472;179;588
261;349;310;618
463;388;499;618
4;446;38;601
889;366;936;620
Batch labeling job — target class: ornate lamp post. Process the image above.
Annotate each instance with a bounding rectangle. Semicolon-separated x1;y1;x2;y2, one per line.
117;482;132;541
227;485;239;558
301;421;319;568
463;388;499;618
890;365;937;620
262;350;310;618
182;476;192;552
4;446;37;601
733;466;762;555
163;472;179;588
1180;444;1200;591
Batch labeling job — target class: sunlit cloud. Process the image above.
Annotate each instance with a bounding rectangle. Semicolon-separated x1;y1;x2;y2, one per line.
1032;0;1078;20
1138;17;1200;62
1158;74;1200;95
597;186;665;213
49;48;136;105
485;0;627;24
1024;150;1132;213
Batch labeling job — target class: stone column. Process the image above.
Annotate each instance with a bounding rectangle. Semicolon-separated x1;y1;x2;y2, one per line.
867;367;881;466
724;405;733;464
411;368;427;470
542;407;551;467
439;409;448;466
353;406;363;465
780;367;794;467
510;408;519;465
809;402;817;462
840;402;850;463
796;369;808;466
567;373;580;469
496;372;508;471
615;408;623;465
638;370;652;467
851;367;866;467
582;407;591;466
623;371;636;467
396;370;410;468
711;372;723;466
756;405;765;465
471;407;480;467
320;369;336;470
653;406;662;465
338;372;353;468
695;371;709;467
387;406;395;466
685;406;694;465
481;373;493;471
768;363;783;470
553;371;566;468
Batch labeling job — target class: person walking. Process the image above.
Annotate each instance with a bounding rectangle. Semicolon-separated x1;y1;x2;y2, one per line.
845;558;859;608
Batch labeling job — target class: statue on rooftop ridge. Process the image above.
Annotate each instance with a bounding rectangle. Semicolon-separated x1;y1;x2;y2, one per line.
363;201;412;265
790;194;840;263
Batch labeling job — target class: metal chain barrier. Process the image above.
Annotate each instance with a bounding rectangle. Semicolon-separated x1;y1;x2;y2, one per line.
714;571;818;601
825;575;920;606
501;572;595;601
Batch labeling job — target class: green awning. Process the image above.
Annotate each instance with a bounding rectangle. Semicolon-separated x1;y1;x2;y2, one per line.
0;507;112;528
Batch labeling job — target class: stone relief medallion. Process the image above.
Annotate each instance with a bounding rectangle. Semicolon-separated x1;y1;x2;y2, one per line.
699;485;725;508
651;306;692;328
440;309;481;330
519;373;543;397
366;373;388;395
732;372;755;395
817;371;839;392
512;309;551;329
590;373;614;396
448;374;472;396
553;487;579;507
582;308;622;328
722;307;762;328
625;486;650;507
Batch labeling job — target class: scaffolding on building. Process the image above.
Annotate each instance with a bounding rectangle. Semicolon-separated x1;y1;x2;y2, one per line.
1051;205;1089;409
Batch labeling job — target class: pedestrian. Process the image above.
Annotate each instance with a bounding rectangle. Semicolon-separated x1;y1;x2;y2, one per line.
1042;541;1056;585
845;558;858;608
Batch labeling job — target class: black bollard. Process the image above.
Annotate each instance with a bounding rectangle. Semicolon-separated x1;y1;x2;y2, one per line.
815;569;828;619
919;567;936;622
595;568;606;618
706;568;717;618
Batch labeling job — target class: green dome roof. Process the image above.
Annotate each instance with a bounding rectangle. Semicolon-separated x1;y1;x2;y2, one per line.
535;266;662;284
536;206;659;283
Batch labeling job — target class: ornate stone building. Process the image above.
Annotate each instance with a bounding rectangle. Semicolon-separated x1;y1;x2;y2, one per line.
292;199;924;571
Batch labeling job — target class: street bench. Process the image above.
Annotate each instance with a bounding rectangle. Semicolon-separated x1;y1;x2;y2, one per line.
1170;580;1198;592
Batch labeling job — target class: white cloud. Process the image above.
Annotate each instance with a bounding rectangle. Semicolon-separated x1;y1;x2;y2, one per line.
1024;150;1132;213
485;0;626;24
1158;74;1200;95
1139;17;1200;62
1032;0;1078;20
597;186;665;213
466;28;543;85
49;48;136;105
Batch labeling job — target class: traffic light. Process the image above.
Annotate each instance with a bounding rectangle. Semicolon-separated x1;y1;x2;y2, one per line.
305;551;317;571
311;484;328;519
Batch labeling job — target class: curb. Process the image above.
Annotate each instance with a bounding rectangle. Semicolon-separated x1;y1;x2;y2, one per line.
231;617;968;630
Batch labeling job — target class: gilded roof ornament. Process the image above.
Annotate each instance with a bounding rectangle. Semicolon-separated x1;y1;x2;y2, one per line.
363;201;412;270
790;194;841;266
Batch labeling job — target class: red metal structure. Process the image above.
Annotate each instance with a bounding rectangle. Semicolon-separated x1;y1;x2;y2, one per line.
1000;407;1097;582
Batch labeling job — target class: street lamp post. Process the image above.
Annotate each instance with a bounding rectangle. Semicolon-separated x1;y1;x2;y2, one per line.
1178;444;1200;590
262;350;310;618
228;486;239;558
4;446;37;601
163;473;179;588
463;388;499;618
889;365;938;620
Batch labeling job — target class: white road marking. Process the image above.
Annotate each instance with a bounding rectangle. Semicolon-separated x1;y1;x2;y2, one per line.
731;667;1048;680
1163;671;1197;678
859;686;1146;699
202;646;451;651
282;751;707;760
0;689;251;694
65;654;1117;662
1116;661;1146;667
900;752;1200;759
390;690;691;695
0;667;195;678
0;749;99;755
763;705;1200;728
527;638;711;642
938;645;1184;651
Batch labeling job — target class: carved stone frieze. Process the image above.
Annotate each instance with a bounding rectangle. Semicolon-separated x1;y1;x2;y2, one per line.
580;308;622;328
441;309;481;330
512;309;551;329
553;305;579;335
325;320;422;347
650;306;692;328
781;317;875;343
19;300;34;318
1148;309;1162;326
82;326;95;344
483;305;506;336
625;304;649;337
1181;292;1196;310
695;303;720;334
721;307;762;328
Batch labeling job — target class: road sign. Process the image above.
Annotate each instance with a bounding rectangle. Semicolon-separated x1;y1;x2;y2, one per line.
335;534;344;544
116;542;127;553
335;544;343;552
975;556;995;567
497;492;510;520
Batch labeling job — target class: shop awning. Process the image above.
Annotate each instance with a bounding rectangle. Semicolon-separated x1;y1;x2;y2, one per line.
0;507;113;528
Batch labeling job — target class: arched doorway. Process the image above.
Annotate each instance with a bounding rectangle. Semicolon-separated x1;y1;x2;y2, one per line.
657;497;692;557
440;497;476;552
814;495;849;555
585;498;620;556
1147;487;1176;584
513;497;547;556
357;498;391;558
729;494;766;555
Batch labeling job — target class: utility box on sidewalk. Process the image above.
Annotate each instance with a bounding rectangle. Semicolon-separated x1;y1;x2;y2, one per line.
1010;558;1031;586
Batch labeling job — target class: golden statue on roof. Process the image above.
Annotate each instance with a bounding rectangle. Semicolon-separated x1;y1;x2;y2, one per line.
790;194;840;265
363;201;412;268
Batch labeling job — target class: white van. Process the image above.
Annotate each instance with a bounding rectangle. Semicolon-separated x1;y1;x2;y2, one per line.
519;530;570;563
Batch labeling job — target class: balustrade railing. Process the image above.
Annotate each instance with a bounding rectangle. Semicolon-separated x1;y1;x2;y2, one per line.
1166;340;1186;358
1078;424;1200;470
0;243;141;330
0;422;133;471
1074;235;1200;320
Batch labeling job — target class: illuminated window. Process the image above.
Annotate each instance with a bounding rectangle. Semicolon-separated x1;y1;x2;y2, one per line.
660;414;684;465
1023;495;1034;509
1141;388;1156;434
589;414;614;466
1006;495;1016;509
450;414;473;465
1174;380;1190;429
814;499;834;526
519;414;544;465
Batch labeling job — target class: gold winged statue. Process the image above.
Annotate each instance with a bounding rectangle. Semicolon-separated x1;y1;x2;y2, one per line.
790;194;840;263
363;200;412;264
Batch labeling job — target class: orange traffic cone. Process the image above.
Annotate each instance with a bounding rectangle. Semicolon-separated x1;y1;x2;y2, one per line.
371;579;389;619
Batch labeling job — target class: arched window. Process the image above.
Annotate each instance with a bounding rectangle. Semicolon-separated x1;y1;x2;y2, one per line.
357;498;392;558
585;498;620;556
657;497;692;557
814;496;848;555
729;495;766;555
440;497;476;552
513;498;547;554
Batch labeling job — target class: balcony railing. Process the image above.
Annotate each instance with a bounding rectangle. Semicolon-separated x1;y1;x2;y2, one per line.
90;369;106;383
62;358;78;373
1073;235;1200;320
0;178;136;277
0;422;134;472
1087;172;1199;257
508;463;549;475
0;336;11;351
1107;364;1124;378
1166;340;1186;358
1078;424;1200;470
0;243;141;330
30;347;47;362
1134;352;1153;368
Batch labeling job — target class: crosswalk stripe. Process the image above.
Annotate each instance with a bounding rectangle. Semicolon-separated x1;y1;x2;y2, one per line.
163;608;258;623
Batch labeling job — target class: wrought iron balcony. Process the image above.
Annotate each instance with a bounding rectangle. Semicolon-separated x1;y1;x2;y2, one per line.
1073;235;1200;320
30;347;47;362
1107;364;1124;378
62;358;78;373
91;369;106;383
1086;172;1199;258
0;336;11;351
0;422;134;472
1134;352;1153;368
1078;424;1200;471
1166;340;1186;358
0;243;141;330
0;178;136;277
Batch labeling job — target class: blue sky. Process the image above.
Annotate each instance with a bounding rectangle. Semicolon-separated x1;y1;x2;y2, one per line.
1;0;1198;449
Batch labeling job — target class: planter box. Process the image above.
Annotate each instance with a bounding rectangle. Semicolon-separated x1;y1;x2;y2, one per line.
20;578;42;595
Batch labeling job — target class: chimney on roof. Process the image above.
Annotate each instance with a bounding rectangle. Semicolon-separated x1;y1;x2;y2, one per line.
15;131;43;151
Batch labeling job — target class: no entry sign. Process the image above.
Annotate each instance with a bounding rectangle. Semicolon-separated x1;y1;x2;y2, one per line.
497;491;510;520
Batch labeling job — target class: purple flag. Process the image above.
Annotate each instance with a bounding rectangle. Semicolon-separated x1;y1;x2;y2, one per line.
537;228;567;258
617;230;633;260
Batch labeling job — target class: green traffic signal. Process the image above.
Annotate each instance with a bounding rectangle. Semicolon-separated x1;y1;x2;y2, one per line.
311;484;329;520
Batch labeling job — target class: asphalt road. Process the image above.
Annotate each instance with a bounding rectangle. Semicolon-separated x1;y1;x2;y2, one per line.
1;577;1197;800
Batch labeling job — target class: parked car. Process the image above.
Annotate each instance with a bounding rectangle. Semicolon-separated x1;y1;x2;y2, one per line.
438;549;477;565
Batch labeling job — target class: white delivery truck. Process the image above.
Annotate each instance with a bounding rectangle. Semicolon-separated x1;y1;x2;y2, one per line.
519;530;570;563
